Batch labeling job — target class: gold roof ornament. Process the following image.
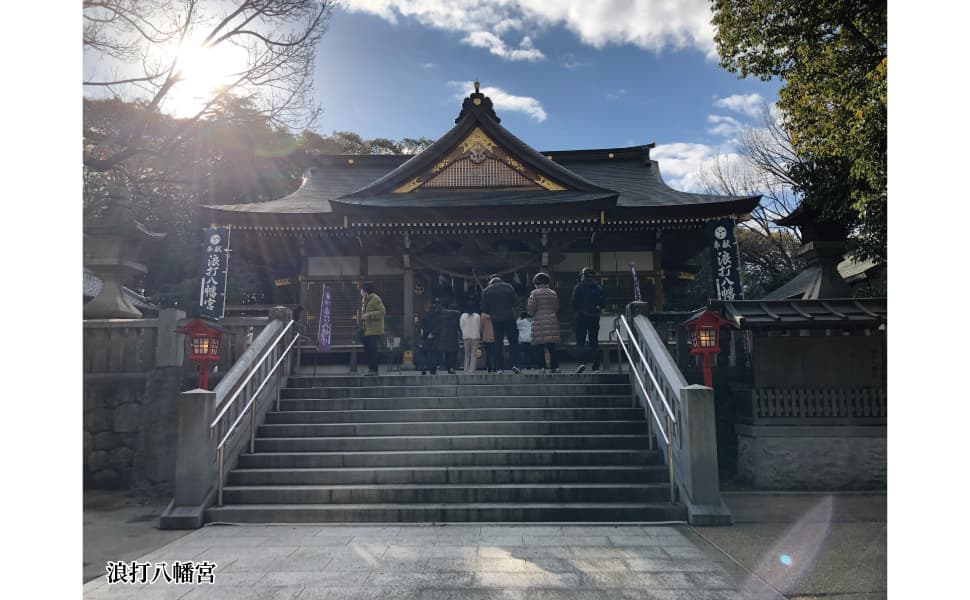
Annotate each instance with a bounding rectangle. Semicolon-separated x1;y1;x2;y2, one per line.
460;128;497;155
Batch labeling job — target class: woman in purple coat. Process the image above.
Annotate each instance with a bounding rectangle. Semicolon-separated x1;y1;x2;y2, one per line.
526;272;561;373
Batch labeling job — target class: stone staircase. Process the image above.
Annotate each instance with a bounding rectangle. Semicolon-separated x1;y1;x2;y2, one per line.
205;372;687;523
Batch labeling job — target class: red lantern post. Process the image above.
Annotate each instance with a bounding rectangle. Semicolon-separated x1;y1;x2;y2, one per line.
683;310;734;388
175;319;226;390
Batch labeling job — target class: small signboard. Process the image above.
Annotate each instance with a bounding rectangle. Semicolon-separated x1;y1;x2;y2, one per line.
707;218;744;301
317;284;332;351
199;226;231;319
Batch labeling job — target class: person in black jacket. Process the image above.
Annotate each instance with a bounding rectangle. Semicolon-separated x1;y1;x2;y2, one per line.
480;274;520;374
572;267;606;373
420;301;442;375
439;302;462;374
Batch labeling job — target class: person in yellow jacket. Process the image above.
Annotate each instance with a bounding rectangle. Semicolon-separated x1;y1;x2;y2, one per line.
359;281;386;375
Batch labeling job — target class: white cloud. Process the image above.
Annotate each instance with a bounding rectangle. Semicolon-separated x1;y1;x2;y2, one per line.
418;61;436;69
713;93;767;118
463;31;545;62
707;114;742;137
341;1;719;60
448;80;547;122
606;88;628;101
652;142;742;192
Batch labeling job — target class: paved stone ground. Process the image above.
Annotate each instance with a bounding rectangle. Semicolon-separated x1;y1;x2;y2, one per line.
82;523;784;600
695;494;887;600
84;491;193;583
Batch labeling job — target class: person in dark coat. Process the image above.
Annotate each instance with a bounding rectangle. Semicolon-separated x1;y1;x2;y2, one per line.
480;274;520;374
571;267;606;373
439;302;462;374
420;301;442;375
527;272;561;373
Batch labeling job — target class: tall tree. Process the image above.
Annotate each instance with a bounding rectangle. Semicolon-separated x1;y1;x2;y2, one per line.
83;0;333;182
711;0;887;261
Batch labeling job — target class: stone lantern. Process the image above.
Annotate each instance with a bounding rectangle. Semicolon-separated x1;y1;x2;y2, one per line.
83;186;166;319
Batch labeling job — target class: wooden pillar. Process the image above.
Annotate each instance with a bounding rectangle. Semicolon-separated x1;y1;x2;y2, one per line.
402;232;414;346
653;231;665;312
403;264;414;345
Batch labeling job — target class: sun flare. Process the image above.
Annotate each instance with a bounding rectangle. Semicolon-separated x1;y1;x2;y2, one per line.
165;39;249;118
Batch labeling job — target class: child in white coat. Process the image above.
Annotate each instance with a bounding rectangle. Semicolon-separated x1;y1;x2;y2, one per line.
459;308;481;374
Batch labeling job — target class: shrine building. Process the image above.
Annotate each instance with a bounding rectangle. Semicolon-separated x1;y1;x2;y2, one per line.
202;83;760;348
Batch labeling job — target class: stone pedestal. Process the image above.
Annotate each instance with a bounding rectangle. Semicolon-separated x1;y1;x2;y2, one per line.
83;191;165;319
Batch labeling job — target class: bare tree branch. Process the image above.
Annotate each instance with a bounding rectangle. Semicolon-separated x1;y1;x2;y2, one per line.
83;0;333;177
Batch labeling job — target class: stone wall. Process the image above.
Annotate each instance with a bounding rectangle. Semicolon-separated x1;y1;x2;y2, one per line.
83;376;148;488
736;425;887;490
83;310;274;493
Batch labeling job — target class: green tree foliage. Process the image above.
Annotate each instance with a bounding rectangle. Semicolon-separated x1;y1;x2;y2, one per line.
300;130;435;155
712;0;886;261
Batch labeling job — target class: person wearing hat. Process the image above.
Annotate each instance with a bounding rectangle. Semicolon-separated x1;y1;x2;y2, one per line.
480;274;521;374
571;267;606;373
527;272;561;373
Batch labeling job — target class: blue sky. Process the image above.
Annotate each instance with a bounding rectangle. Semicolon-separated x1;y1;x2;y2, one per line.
310;0;783;192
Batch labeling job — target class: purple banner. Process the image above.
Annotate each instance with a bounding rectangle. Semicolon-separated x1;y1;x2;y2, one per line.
629;262;642;303
317;284;332;351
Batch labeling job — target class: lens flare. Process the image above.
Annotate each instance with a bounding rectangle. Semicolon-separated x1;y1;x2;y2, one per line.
780;554;793;566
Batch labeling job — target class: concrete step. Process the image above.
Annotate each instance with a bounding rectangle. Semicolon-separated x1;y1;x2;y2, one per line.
237;449;662;469
276;395;635;411
281;384;632;399
220;483;673;504
286;373;630;387
205;502;688;523
253;434;650;453
255;420;648;438
227;465;668;486
264;407;645;424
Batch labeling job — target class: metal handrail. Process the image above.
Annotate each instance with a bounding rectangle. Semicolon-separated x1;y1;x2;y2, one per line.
216;332;301;451
210;320;296;429
615;333;670;447
209;319;298;507
617;315;676;423
613;314;676;503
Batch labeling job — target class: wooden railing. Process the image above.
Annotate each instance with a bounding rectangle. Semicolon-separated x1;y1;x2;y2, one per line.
744;386;887;425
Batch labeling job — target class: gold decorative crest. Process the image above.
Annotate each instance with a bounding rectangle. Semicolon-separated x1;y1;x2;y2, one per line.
460;128;497;155
505;156;524;172
393;177;423;193
431;159;450;174
534;175;566;191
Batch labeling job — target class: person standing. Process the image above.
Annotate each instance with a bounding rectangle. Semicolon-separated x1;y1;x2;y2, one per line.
527;272;561;373
481;275;520;374
572;267;606;373
420;302;442;375
460;306;482;374
480;312;495;372
439;303;461;374
516;312;536;370
359;282;386;376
